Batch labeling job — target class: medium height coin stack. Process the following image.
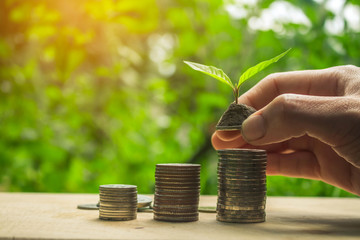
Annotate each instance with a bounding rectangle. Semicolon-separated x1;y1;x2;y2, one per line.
217;149;267;223
99;184;137;221
154;163;201;222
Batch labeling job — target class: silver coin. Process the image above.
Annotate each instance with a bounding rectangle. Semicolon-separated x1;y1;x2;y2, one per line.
155;171;200;176
156;163;201;168
154;194;200;199
78;195;151;210
154;215;198;222
217;148;266;154
77;203;99;210
99;204;137;209
217;204;265;211
155;175;199;179
154;188;200;194
216;215;265;223
99;184;137;190
99;216;136;221
198;206;216;213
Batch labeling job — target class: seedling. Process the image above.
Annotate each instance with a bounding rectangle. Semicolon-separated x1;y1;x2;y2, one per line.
184;49;291;130
184;48;291;104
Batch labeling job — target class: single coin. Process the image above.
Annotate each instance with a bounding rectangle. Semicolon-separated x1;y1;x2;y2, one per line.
153;204;199;209
153;209;198;215
154;185;201;190
218;158;267;162
100;205;138;210
155;176;200;181
155;168;200;172
155;181;200;186
218;162;267;168
217;194;267;200
217;149;266;154
217;183;267;190
217;166;267;172
217;165;267;170
217;197;266;204
78;195;151;210
154;215;198;222
137;195;152;208
217;190;267;196
216;215;265;223
154;212;199;218
154;195;199;200
216;208;265;215
217;176;266;181
217;195;265;201
154;201;199;207
198;206;216;213
99;184;137;189
156;163;201;168
77;203;99;210
154;188;200;194
137;207;153;212
99;196;137;201
217;167;267;172
216;204;265;211
100;216;136;221
217;175;266;180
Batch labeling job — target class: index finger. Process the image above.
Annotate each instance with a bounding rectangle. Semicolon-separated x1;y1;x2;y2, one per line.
238;67;342;109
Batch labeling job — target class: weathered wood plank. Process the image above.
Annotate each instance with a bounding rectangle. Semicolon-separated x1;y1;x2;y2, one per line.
0;193;359;240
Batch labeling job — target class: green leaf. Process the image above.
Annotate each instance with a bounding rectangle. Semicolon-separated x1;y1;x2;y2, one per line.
237;48;291;88
184;61;234;89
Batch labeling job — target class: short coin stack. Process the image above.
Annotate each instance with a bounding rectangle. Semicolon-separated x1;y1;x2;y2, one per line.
154;163;201;222
217;149;267;223
99;184;137;221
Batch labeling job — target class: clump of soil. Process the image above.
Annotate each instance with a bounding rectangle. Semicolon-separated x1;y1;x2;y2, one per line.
216;103;256;129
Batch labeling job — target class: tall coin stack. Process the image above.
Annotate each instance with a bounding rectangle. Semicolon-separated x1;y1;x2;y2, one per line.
99;184;137;221
217;149;267;223
154;163;201;222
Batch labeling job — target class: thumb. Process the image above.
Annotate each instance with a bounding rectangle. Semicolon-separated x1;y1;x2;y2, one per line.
241;94;360;151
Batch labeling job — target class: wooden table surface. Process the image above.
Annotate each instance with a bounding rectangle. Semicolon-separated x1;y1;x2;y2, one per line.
0;193;359;240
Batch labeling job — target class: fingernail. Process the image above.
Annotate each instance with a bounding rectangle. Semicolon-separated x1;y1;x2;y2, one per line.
242;114;265;142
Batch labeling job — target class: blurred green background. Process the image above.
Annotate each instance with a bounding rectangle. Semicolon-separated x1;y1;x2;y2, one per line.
1;0;359;197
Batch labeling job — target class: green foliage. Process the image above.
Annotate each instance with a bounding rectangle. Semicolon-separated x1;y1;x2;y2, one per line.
184;48;290;103
0;0;359;197
183;61;234;89
238;48;291;88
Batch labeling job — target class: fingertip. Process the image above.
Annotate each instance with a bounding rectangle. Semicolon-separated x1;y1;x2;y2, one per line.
216;130;241;141
241;114;266;143
211;131;247;150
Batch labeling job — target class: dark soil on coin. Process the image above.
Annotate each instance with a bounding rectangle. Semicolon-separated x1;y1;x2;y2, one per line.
217;103;256;127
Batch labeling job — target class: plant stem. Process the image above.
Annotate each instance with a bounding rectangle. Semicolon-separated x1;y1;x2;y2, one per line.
233;88;239;104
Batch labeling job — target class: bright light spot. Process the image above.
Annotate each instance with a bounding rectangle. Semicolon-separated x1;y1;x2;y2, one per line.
344;4;360;31
323;0;345;35
118;46;142;65
1;81;12;93
158;62;176;77
325;16;344;35
328;38;345;55
325;0;345;15
148;33;176;77
247;1;311;33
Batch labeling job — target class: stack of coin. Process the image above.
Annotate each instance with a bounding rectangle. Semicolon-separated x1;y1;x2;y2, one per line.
153;163;201;222
216;149;267;223
99;184;137;221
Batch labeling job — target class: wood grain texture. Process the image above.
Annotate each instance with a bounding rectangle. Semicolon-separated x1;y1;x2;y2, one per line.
0;193;359;240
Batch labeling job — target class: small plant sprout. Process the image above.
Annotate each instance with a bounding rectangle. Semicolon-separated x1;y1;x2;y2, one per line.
184;49;291;104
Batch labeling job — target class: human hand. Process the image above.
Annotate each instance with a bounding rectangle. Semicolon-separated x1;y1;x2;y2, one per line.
212;65;360;196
